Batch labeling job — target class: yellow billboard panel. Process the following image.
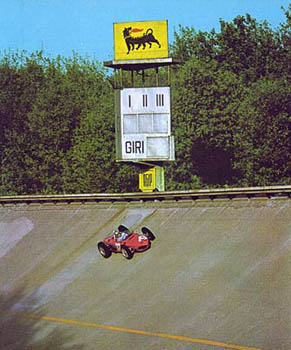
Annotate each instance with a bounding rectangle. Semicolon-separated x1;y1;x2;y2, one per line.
114;20;168;61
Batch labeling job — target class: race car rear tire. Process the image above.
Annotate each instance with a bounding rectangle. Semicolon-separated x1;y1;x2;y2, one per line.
97;242;112;258
118;225;130;233
121;246;133;260
141;227;155;241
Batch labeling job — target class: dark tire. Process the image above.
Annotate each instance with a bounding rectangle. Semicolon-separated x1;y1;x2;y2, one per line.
97;242;112;258
118;225;130;233
141;227;155;241
121;246;134;260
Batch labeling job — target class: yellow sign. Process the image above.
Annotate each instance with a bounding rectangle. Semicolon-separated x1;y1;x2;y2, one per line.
139;166;165;192
114;20;168;61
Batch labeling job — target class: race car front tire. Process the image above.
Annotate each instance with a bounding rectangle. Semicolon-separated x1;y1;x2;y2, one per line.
121;246;133;260
97;242;112;258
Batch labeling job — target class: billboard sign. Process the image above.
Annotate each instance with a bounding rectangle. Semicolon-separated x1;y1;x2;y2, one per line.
114;20;168;61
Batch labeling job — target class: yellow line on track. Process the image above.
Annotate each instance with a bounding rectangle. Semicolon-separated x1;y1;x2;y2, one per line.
19;313;262;350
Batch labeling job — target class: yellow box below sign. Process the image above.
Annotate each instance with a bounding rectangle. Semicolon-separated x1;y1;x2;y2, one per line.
114;20;168;61
139;166;165;193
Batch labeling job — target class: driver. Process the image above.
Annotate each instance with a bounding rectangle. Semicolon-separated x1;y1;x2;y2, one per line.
113;229;128;242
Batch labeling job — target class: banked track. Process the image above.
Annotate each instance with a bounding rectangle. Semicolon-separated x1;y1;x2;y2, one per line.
1;185;291;350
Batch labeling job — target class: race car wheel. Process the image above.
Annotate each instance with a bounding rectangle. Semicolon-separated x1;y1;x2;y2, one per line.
141;227;155;241
118;225;130;233
121;246;133;260
97;242;112;258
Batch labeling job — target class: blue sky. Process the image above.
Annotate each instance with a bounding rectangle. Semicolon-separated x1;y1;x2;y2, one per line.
0;0;288;62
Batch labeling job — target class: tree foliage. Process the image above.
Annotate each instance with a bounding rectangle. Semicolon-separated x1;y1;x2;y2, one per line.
0;6;290;194
234;78;291;185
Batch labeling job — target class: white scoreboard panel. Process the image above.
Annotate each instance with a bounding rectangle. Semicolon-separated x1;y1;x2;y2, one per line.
118;87;175;161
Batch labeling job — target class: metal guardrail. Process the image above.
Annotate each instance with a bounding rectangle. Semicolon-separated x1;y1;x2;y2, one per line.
0;185;290;205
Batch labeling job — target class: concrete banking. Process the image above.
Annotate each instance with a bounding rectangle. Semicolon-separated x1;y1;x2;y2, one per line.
0;196;290;350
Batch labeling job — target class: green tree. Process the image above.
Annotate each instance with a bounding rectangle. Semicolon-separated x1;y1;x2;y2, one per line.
216;14;288;82
1;5;290;194
166;57;244;189
170;25;217;63
0;51;46;194
1;53;113;194
277;4;291;81
25;55;108;193
233;78;291;186
171;11;289;83
62;87;139;193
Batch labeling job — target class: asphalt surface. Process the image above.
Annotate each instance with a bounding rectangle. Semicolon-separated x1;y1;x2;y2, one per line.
0;197;290;350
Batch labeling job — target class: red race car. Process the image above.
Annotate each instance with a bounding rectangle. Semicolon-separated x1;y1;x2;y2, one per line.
97;225;155;260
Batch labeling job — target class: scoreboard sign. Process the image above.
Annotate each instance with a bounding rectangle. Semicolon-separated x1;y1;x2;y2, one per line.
116;87;175;161
114;20;168;60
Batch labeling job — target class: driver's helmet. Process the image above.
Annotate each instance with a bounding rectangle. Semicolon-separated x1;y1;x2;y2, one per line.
114;229;122;239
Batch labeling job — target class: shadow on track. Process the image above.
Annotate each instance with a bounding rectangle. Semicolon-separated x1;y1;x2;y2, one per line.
0;288;85;350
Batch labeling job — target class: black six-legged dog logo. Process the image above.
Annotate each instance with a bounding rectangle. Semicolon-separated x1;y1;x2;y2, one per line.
123;27;161;54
